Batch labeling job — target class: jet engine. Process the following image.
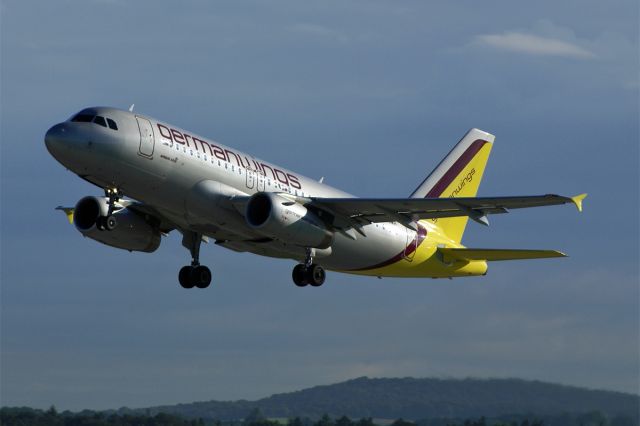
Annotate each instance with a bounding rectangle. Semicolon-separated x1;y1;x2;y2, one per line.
73;196;161;253
245;192;333;249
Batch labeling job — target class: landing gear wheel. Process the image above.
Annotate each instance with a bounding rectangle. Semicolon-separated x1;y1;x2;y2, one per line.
307;264;326;287
179;266;195;289
292;264;309;287
193;265;212;289
105;215;117;231
178;232;213;289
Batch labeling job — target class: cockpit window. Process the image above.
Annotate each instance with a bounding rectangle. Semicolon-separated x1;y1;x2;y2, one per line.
71;114;94;122
70;112;118;130
93;116;107;127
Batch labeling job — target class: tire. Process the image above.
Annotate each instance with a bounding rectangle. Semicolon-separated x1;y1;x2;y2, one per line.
96;216;106;231
105;215;117;231
193;265;212;289
292;264;308;287
308;264;325;287
179;266;195;289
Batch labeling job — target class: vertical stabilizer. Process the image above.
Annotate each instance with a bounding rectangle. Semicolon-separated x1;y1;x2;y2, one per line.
410;128;494;243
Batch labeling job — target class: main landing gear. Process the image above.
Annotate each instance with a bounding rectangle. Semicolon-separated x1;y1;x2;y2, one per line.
292;249;326;287
96;188;121;231
178;231;212;289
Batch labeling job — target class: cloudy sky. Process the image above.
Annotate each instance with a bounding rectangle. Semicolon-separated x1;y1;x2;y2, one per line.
1;0;638;412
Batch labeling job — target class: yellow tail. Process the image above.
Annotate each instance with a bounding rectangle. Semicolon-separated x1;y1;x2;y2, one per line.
410;128;494;243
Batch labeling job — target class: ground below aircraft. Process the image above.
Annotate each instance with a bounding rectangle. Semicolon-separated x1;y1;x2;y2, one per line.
45;107;586;288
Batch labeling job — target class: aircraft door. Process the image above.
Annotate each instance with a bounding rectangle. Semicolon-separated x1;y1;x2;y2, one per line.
136;116;155;157
246;168;255;190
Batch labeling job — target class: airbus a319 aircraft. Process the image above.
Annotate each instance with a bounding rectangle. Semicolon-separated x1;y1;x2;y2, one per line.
45;107;586;289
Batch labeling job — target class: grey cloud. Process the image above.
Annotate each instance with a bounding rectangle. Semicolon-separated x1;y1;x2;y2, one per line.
474;32;596;59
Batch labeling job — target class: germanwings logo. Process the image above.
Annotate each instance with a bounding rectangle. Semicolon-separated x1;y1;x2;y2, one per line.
157;123;302;189
448;168;475;198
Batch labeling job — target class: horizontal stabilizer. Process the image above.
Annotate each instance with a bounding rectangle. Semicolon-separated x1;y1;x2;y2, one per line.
439;248;567;262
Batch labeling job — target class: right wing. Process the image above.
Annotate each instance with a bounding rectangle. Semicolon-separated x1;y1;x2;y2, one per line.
303;193;587;230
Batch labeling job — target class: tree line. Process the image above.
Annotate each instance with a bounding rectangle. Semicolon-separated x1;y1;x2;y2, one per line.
0;406;637;426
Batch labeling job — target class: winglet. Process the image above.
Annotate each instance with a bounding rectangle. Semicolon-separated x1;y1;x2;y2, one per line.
570;193;587;212
55;206;74;224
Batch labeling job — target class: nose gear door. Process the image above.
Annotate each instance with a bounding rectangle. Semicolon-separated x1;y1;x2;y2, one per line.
136;116;155;158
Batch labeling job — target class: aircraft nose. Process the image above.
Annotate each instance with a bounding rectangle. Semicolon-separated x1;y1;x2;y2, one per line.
44;123;68;156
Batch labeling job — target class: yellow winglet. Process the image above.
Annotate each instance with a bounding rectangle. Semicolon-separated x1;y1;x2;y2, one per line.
570;193;587;212
55;206;74;224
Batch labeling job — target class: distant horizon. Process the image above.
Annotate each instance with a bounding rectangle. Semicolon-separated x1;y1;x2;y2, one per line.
4;375;638;412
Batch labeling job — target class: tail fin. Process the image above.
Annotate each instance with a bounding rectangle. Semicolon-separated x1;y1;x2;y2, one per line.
410;128;494;243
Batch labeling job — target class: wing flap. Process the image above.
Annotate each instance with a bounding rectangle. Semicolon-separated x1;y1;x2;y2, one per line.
439;248;567;262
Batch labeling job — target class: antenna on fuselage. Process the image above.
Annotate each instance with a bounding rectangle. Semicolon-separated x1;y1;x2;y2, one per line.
128;104;135;112
319;176;325;184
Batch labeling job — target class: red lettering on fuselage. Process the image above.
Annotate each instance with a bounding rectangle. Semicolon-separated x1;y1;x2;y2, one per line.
261;163;275;180
157;124;172;140
156;123;303;189
193;136;212;156
171;128;186;145
274;169;288;184
287;174;302;189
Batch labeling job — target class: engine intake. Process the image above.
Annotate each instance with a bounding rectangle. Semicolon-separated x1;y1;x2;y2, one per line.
74;196;109;231
245;192;333;249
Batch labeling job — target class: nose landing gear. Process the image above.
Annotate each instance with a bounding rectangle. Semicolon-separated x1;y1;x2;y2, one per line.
292;249;326;287
97;188;121;231
179;231;212;289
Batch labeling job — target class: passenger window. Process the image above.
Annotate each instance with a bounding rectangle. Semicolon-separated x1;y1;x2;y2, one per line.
93;116;107;127
106;118;118;130
71;114;94;122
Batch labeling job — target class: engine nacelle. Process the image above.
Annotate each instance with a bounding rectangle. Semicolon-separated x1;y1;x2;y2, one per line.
245;192;333;249
73;196;161;253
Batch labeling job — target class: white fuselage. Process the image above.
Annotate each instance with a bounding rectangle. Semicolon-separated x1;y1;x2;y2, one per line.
45;107;420;272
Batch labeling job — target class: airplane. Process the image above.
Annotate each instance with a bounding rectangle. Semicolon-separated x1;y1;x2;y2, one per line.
45;106;586;289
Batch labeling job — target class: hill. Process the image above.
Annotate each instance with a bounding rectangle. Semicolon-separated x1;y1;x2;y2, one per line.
130;377;639;420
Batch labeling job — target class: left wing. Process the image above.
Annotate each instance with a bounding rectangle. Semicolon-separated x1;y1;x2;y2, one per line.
303;193;587;230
